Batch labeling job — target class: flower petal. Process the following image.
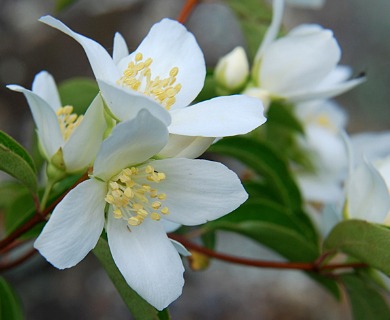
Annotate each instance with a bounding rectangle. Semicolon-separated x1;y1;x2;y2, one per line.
63;94;107;172
347;159;390;223
107;213;184;310
98;79;171;126
112;32;129;65
117;18;206;110
169;239;191;256
93;109;168;181
159;134;215;159
286;76;365;102
32;71;62;111
150;158;248;225
168;95;265;136
259;25;341;96
39;16;119;82
6;84;63;159
34;179;106;269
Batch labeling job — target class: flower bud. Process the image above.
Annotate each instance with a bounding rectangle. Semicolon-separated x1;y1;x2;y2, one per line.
215;47;249;92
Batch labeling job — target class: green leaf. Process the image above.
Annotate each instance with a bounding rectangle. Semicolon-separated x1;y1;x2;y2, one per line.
225;0;273;60
93;237;162;320
0;131;37;192
0;277;24;320
0;182;28;210
4;189;36;236
55;0;78;12
341;273;390;320
195;72;218;102
58;78;99;115
267;101;305;134
209;137;302;211
324;220;390;275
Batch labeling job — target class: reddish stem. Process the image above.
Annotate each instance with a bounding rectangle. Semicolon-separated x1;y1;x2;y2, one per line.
177;0;199;24
169;234;368;272
0;248;37;272
0;172;89;251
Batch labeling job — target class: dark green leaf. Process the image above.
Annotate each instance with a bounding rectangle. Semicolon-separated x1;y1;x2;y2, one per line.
341;273;390;320
308;273;341;300
195;72;218;102
209;137;302;211
324;220;390;275
201;231;216;250
0;277;24;320
58;78;99;115
93;237;161;320
0;182;28;210
157;308;171;320
225;0;273;60
0;131;37;192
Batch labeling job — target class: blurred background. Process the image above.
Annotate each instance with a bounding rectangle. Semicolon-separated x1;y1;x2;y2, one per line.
0;0;389;319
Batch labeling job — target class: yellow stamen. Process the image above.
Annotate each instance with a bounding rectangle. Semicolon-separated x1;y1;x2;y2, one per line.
56;105;83;141
117;52;181;110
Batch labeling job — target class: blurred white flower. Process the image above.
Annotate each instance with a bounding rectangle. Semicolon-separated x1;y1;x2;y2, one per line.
34;110;248;310
7;71;106;174
294;100;348;204
243;0;364;107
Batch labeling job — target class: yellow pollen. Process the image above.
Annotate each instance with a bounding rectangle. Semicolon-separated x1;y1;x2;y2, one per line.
117;52;181;110
56;105;83;141
105;165;170;228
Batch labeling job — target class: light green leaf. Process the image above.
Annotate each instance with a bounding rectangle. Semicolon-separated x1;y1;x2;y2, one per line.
0;277;24;320
0;131;37;192
225;0;273;60
341;273;390;320
58;78;99;115
93;237;164;320
324;220;390;275
55;0;78;13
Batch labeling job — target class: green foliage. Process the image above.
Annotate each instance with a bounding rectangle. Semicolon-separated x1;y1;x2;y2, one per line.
0;277;24;320
209;137;303;211
266;101;304;134
341;273;390;320
225;0;272;60
324;220;390;275
55;0;78;12
0;131;37;192
58;78;99;115
93;237;169;320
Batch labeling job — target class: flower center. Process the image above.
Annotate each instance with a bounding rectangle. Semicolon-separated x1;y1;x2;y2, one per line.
117;52;182;110
56;106;83;141
104;165;170;227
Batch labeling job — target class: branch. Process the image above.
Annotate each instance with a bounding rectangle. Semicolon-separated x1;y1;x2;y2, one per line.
0;172;89;251
177;0;200;24
169;234;368;272
0;247;37;272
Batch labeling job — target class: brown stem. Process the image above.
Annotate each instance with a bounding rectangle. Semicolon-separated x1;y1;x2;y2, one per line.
0;172;89;251
169;234;368;272
177;0;199;24
0;248;37;272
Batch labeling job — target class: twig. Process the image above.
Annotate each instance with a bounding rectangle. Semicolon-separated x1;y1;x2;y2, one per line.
0;247;37;272
177;0;199;24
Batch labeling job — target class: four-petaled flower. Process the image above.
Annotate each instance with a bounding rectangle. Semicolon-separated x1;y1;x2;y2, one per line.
39;16;266;158
34;110;248;310
7;71;107;174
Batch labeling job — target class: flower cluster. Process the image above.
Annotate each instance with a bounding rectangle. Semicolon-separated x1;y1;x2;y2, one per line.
8;17;266;310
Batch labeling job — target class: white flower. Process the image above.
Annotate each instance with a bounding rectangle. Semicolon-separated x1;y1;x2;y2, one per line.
294;100;348;204
7;71;106;174
39;16;266;158
345;158;390;224
215;46;249;92
243;0;364;107
34;109;248;310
